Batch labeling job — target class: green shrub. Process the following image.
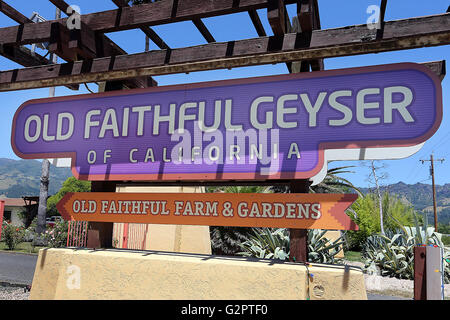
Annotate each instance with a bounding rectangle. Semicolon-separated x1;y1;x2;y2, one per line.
443;235;450;246
1;222;25;250
238;228;344;264
346;192;418;251
346;194;379;250
47;177;91;216
42;219;68;248
237;228;290;260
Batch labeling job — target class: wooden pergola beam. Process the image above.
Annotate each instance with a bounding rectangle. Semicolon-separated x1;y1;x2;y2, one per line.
0;0;301;46
267;0;292;71
0;0;78;90
297;0;323;71
377;0;388;39
0;0;32;24
248;9;266;37
268;0;288;36
0;13;448;91
48;0;70;13
48;0;156;89
111;0;170;50
192;18;216;43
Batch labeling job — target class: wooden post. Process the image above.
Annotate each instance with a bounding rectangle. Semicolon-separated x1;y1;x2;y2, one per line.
88;181;118;248
289;179;311;263
414;246;427;300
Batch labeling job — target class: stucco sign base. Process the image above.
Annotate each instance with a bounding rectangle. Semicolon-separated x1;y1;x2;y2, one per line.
30;248;367;300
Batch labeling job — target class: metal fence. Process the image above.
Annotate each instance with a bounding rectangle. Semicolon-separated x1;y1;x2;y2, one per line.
113;223;149;250
66;221;149;250
66;221;89;247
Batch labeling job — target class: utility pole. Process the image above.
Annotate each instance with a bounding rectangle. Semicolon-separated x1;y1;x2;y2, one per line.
420;154;444;232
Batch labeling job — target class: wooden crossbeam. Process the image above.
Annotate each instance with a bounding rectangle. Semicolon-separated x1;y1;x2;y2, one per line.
297;0;323;71
248;9;266;37
268;0;288;36
113;0;214;44
49;0;123;58
0;0;78;90
267;0;292;71
192;18;216;43
0;0;32;24
48;0;70;13
376;0;388;40
0;0;301;46
297;0;320;32
48;0;155;89
111;0;170;50
0;13;448;91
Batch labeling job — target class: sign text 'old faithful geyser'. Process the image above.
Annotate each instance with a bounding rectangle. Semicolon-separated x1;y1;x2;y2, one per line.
11;63;442;181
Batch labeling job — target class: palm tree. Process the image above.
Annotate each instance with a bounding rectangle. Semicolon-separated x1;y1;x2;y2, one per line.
310;164;362;196
269;164;362;196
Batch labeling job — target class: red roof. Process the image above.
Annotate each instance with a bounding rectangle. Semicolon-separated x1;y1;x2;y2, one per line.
2;198;25;207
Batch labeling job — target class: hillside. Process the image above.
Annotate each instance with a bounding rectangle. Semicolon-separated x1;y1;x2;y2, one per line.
361;182;450;225
0;158;72;198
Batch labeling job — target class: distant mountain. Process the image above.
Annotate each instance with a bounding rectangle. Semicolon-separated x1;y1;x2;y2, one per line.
0;158;72;198
360;182;450;225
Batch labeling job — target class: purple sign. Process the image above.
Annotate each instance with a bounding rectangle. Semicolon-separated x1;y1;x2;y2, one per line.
11;63;442;181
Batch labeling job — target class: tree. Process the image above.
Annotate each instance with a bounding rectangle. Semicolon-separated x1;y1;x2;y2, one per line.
46;177;91;217
346;192;418;250
364;160;389;235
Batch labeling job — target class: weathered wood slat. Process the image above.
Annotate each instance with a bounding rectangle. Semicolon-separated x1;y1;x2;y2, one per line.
268;0;287;36
296;0;323;72
49;0;155;89
248;9;266;37
267;0;293;72
49;0;70;13
0;0;299;46
111;0;170;50
0;0;32;24
376;0;388;39
192;18;216;43
0;1;78;90
0;13;448;91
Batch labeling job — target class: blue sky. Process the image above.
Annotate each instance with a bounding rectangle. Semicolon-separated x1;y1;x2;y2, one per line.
0;0;449;188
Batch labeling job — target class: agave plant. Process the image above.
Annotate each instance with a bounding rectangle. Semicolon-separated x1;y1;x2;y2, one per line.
238;228;345;264
237;228;290;260
307;229;345;264
362;225;450;283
